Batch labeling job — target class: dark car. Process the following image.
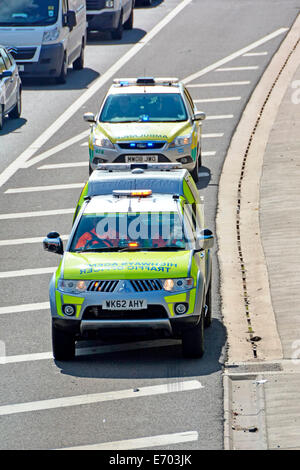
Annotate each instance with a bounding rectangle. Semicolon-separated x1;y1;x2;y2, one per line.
0;45;22;130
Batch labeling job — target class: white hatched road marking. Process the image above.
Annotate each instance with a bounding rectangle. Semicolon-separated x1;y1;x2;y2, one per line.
0;302;50;316
5;183;84;194
195;97;241;103
0;339;181;364
0;208;74;220
0;380;203;416
206;114;234;120
60;431;199;450
182;28;287;84
188;81;250;87
0;267;56;279
215;66;259;71
38;162;88;170
243;51;268;56
202;151;216;156
0;0;194;186
202;133;224;138
0;235;68;246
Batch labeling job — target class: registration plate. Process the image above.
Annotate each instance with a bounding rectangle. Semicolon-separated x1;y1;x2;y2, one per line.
125;155;158;163
18;65;24;72
103;299;147;310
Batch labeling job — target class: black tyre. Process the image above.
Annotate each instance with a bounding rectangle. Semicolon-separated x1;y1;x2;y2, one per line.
52;323;75;360
9;87;22;119
144;0;153;5
182;311;204;358
124;6;134;30
0;105;4;130
73;42;85;70
204;276;212;328
190;157;199;183
89;162;93;176
56;53;68;84
111;12;123;39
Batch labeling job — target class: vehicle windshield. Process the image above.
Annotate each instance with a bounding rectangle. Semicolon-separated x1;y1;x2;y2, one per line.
0;0;59;26
70;212;193;252
100;93;188;123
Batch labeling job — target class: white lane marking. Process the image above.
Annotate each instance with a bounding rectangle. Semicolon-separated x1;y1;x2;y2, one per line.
5;183;84;194
0;0;193;186
215;66;259;71
199;172;210;177
182;27;287;84
202;133;224;138
243;51;268;56
0;302;50;316
202;151;216;156
0;380;203;416
22;130;89;169
0;208;74;220
80;142;89;147
195;97;241;103
0;267;56;279
206;114;234;120
38;162;88;170
60;431;199;451
0;235;68;247
0;339;181;364
188;81;250;87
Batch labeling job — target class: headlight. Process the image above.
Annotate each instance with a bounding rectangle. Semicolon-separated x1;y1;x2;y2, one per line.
43;27;60;44
163;278;194;292
58;279;89;293
169;134;192;148
93;133;114;150
105;0;114;7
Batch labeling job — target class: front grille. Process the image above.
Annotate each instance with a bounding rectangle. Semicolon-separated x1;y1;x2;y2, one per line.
10;48;36;60
86;0;106;9
83;305;168;320
118;142;166;150
88;280;119;292
130;280;162;292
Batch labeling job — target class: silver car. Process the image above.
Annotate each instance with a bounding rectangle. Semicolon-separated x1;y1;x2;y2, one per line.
0;45;22;130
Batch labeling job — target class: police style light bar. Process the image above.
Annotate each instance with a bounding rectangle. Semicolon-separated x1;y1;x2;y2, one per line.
96;163;183;171
113;77;179;87
113;190;152;198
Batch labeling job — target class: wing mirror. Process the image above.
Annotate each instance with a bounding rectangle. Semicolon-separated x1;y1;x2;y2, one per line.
195;229;214;251
43;231;64;255
193;111;206;121
63;10;77;30
83;112;96;124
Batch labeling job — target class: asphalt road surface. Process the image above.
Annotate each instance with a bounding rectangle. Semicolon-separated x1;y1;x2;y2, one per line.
0;0;299;451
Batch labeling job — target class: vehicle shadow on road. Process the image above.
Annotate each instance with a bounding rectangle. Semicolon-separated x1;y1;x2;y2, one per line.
55;318;226;380
135;0;164;9
197;165;211;190
20;67;100;91
0;117;27;136
87;28;147;45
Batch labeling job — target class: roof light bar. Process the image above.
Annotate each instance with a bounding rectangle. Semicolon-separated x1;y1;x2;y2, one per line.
113;190;152;198
113;77;179;87
96;163;183;172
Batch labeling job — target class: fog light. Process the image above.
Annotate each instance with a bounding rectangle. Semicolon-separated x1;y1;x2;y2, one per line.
63;304;76;316
175;303;188;315
94;157;107;164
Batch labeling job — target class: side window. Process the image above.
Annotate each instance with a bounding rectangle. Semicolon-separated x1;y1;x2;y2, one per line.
1;50;12;69
0;51;6;73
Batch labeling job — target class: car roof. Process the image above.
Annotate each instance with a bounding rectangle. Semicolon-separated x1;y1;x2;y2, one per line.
84;193;179;215
87;167;190;197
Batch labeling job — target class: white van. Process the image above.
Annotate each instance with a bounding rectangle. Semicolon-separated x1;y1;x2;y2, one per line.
86;0;134;40
0;0;87;84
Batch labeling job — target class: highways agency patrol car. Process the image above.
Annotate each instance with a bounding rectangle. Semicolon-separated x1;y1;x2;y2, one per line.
83;77;206;182
44;164;214;360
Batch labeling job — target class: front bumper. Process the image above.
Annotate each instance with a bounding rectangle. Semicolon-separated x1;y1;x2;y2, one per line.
50;279;203;339
17;43;64;78
87;11;120;31
89;142;197;171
